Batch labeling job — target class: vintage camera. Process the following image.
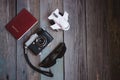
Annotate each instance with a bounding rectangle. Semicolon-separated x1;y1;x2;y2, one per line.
25;28;53;55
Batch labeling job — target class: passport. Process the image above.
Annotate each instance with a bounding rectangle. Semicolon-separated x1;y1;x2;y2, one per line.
6;8;38;40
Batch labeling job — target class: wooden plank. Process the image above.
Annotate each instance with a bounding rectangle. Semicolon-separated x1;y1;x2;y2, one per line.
16;0;30;80
0;0;16;80
86;0;111;80
16;0;40;80
40;0;64;80
26;0;40;80
107;0;120;80
63;0;87;80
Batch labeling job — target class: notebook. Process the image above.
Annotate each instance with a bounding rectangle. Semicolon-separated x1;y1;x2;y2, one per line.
6;8;38;40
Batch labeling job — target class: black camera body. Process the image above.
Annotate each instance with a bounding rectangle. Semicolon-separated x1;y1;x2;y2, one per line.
25;29;53;55
24;28;67;77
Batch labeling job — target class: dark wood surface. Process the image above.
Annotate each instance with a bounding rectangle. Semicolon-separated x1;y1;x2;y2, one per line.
108;0;120;80
0;0;16;80
0;0;120;80
64;0;87;80
86;0;110;80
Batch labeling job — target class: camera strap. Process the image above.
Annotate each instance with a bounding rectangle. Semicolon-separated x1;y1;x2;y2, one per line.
23;47;53;77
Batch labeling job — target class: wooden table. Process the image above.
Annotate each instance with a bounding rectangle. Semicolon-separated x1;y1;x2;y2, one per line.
0;0;120;80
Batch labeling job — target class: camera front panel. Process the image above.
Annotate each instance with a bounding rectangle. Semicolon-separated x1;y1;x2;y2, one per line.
26;29;53;55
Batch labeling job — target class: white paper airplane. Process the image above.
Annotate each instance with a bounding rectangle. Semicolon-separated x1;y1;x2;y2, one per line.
48;9;70;31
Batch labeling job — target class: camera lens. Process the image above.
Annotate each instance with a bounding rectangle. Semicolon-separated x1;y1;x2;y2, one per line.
36;36;47;48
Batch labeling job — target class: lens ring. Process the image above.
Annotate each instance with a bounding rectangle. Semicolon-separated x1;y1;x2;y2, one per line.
36;35;47;48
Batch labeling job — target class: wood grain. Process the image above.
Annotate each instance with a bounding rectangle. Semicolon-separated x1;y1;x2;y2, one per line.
16;0;30;80
86;0;111;80
17;0;40;80
40;0;64;80
107;0;120;80
0;0;16;80
64;0;88;80
25;0;40;80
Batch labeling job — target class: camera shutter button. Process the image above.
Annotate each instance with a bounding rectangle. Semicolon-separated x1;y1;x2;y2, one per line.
33;42;35;44
36;39;38;42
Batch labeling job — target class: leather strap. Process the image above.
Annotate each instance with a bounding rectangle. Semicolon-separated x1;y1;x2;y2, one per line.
23;47;53;77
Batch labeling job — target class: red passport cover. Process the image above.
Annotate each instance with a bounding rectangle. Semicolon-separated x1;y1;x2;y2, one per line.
6;8;38;40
